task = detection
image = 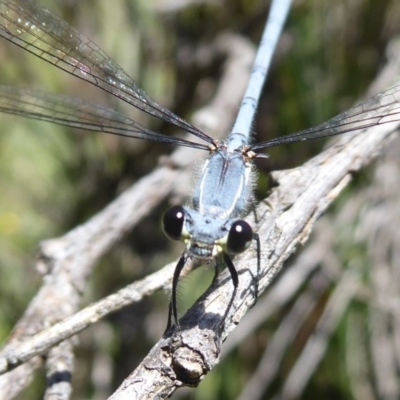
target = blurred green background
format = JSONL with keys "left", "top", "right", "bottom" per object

{"left": 0, "top": 0, "right": 399, "bottom": 399}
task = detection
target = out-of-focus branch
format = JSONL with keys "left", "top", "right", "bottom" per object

{"left": 278, "top": 270, "right": 360, "bottom": 399}
{"left": 0, "top": 260, "right": 178, "bottom": 375}
{"left": 237, "top": 270, "right": 332, "bottom": 400}
{"left": 43, "top": 340, "right": 75, "bottom": 400}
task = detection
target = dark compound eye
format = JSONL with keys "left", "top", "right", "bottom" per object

{"left": 162, "top": 205, "right": 185, "bottom": 241}
{"left": 227, "top": 220, "right": 253, "bottom": 254}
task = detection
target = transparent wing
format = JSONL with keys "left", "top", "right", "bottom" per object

{"left": 0, "top": 86, "right": 210, "bottom": 150}
{"left": 0, "top": 0, "right": 214, "bottom": 145}
{"left": 251, "top": 84, "right": 400, "bottom": 151}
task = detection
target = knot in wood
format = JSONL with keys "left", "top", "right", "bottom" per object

{"left": 172, "top": 347, "right": 205, "bottom": 385}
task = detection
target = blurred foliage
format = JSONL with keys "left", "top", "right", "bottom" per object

{"left": 0, "top": 0, "right": 399, "bottom": 399}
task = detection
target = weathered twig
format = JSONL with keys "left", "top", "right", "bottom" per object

{"left": 222, "top": 219, "right": 335, "bottom": 357}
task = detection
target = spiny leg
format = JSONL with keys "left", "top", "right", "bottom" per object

{"left": 166, "top": 253, "right": 188, "bottom": 331}
{"left": 216, "top": 253, "right": 239, "bottom": 332}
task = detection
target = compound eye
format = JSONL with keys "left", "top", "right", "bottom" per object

{"left": 227, "top": 220, "right": 253, "bottom": 254}
{"left": 162, "top": 205, "right": 185, "bottom": 241}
